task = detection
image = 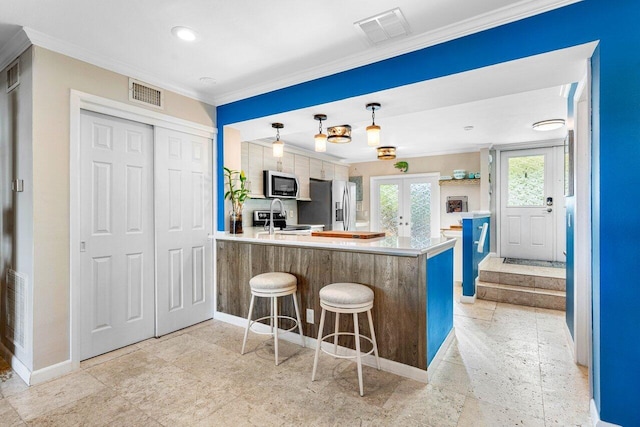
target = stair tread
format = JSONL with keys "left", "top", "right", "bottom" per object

{"left": 479, "top": 268, "right": 565, "bottom": 280}
{"left": 477, "top": 281, "right": 565, "bottom": 297}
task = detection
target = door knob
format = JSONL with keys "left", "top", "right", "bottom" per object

{"left": 547, "top": 208, "right": 553, "bottom": 213}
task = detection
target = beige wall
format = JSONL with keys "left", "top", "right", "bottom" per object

{"left": 30, "top": 46, "right": 215, "bottom": 370}
{"left": 349, "top": 152, "right": 482, "bottom": 229}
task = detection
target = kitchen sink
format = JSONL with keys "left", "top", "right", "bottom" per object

{"left": 280, "top": 225, "right": 311, "bottom": 231}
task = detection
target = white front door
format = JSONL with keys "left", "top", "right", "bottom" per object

{"left": 372, "top": 175, "right": 440, "bottom": 238}
{"left": 80, "top": 110, "right": 155, "bottom": 360}
{"left": 155, "top": 128, "right": 213, "bottom": 336}
{"left": 500, "top": 147, "right": 558, "bottom": 261}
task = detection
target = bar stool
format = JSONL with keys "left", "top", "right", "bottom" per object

{"left": 241, "top": 272, "right": 305, "bottom": 365}
{"left": 311, "top": 282, "right": 380, "bottom": 396}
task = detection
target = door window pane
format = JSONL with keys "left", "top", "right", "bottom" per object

{"left": 379, "top": 184, "right": 399, "bottom": 236}
{"left": 507, "top": 155, "right": 545, "bottom": 207}
{"left": 410, "top": 182, "right": 431, "bottom": 237}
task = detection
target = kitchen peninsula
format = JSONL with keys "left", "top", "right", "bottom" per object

{"left": 215, "top": 229, "right": 456, "bottom": 376}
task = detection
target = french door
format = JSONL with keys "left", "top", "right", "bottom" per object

{"left": 500, "top": 147, "right": 561, "bottom": 261}
{"left": 371, "top": 175, "right": 440, "bottom": 238}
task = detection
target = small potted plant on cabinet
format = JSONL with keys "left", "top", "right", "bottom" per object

{"left": 224, "top": 167, "right": 250, "bottom": 234}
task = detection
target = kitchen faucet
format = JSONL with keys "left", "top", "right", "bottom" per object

{"left": 268, "top": 198, "right": 285, "bottom": 235}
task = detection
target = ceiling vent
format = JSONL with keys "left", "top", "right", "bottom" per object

{"left": 354, "top": 8, "right": 410, "bottom": 45}
{"left": 6, "top": 60, "right": 19, "bottom": 93}
{"left": 129, "top": 78, "right": 164, "bottom": 109}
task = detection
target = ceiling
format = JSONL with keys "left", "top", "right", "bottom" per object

{"left": 0, "top": 0, "right": 590, "bottom": 163}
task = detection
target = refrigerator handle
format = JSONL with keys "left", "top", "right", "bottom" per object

{"left": 345, "top": 185, "right": 351, "bottom": 231}
{"left": 342, "top": 187, "right": 348, "bottom": 231}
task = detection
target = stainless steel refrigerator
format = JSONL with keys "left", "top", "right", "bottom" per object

{"left": 298, "top": 179, "right": 356, "bottom": 231}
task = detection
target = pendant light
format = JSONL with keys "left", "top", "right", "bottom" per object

{"left": 327, "top": 125, "right": 352, "bottom": 143}
{"left": 314, "top": 114, "right": 327, "bottom": 152}
{"left": 366, "top": 103, "right": 381, "bottom": 147}
{"left": 377, "top": 146, "right": 396, "bottom": 160}
{"left": 271, "top": 123, "right": 284, "bottom": 158}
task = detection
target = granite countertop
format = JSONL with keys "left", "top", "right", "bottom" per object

{"left": 214, "top": 227, "right": 456, "bottom": 258}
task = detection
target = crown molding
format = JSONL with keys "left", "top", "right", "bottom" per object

{"left": 21, "top": 27, "right": 217, "bottom": 106}
{"left": 346, "top": 145, "right": 491, "bottom": 164}
{"left": 214, "top": 0, "right": 581, "bottom": 106}
{"left": 0, "top": 29, "right": 31, "bottom": 71}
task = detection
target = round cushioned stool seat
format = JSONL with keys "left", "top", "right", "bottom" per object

{"left": 319, "top": 282, "right": 374, "bottom": 309}
{"left": 249, "top": 272, "right": 297, "bottom": 292}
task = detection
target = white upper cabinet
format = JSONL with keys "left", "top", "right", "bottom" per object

{"left": 309, "top": 158, "right": 323, "bottom": 180}
{"left": 241, "top": 141, "right": 349, "bottom": 199}
{"left": 294, "top": 154, "right": 310, "bottom": 200}
{"left": 263, "top": 147, "right": 278, "bottom": 172}
{"left": 282, "top": 152, "right": 295, "bottom": 174}
{"left": 246, "top": 144, "right": 264, "bottom": 197}
{"left": 335, "top": 165, "right": 349, "bottom": 181}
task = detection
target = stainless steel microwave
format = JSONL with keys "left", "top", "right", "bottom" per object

{"left": 263, "top": 170, "right": 299, "bottom": 199}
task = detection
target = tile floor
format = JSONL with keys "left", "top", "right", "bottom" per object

{"left": 0, "top": 286, "right": 590, "bottom": 426}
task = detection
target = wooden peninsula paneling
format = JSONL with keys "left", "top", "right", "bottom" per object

{"left": 216, "top": 240, "right": 428, "bottom": 370}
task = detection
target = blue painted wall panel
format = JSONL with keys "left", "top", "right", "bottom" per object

{"left": 216, "top": 1, "right": 640, "bottom": 423}
{"left": 462, "top": 217, "right": 490, "bottom": 298}
{"left": 427, "top": 249, "right": 454, "bottom": 366}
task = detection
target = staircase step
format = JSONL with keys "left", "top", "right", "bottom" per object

{"left": 479, "top": 269, "right": 565, "bottom": 291}
{"left": 477, "top": 281, "right": 565, "bottom": 311}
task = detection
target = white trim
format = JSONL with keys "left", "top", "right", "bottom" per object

{"left": 23, "top": 28, "right": 218, "bottom": 106}
{"left": 30, "top": 359, "right": 75, "bottom": 385}
{"left": 0, "top": 29, "right": 31, "bottom": 71}
{"left": 346, "top": 145, "right": 491, "bottom": 163}
{"left": 215, "top": 0, "right": 580, "bottom": 105}
{"left": 493, "top": 138, "right": 566, "bottom": 151}
{"left": 0, "top": 341, "right": 30, "bottom": 386}
{"left": 573, "top": 69, "right": 592, "bottom": 368}
{"left": 70, "top": 90, "right": 217, "bottom": 371}
{"left": 590, "top": 399, "right": 621, "bottom": 427}
{"left": 73, "top": 91, "right": 214, "bottom": 138}
{"left": 213, "top": 311, "right": 429, "bottom": 383}
{"left": 427, "top": 328, "right": 455, "bottom": 382}
{"left": 459, "top": 294, "right": 476, "bottom": 304}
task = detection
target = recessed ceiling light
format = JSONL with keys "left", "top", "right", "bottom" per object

{"left": 171, "top": 26, "right": 198, "bottom": 42}
{"left": 199, "top": 77, "right": 216, "bottom": 86}
{"left": 532, "top": 119, "right": 565, "bottom": 131}
{"left": 464, "top": 125, "right": 474, "bottom": 131}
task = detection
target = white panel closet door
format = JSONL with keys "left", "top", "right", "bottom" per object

{"left": 80, "top": 110, "right": 155, "bottom": 360}
{"left": 155, "top": 128, "right": 213, "bottom": 336}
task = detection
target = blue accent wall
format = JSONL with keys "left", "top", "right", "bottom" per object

{"left": 462, "top": 216, "right": 490, "bottom": 298}
{"left": 427, "top": 249, "right": 454, "bottom": 366}
{"left": 216, "top": 1, "right": 640, "bottom": 424}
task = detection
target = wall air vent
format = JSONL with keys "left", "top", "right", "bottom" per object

{"left": 354, "top": 8, "right": 410, "bottom": 45}
{"left": 129, "top": 78, "right": 164, "bottom": 109}
{"left": 5, "top": 269, "right": 26, "bottom": 349}
{"left": 6, "top": 60, "right": 19, "bottom": 93}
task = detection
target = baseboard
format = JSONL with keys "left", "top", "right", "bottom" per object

{"left": 461, "top": 277, "right": 479, "bottom": 304}
{"left": 30, "top": 359, "right": 75, "bottom": 385}
{"left": 427, "top": 328, "right": 455, "bottom": 382}
{"left": 0, "top": 341, "right": 30, "bottom": 385}
{"left": 214, "top": 310, "right": 429, "bottom": 383}
{"left": 460, "top": 293, "right": 477, "bottom": 303}
{"left": 591, "top": 399, "right": 621, "bottom": 427}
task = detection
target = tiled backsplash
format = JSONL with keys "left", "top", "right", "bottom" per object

{"left": 242, "top": 198, "right": 298, "bottom": 228}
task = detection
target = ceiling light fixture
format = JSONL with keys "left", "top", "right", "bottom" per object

{"left": 377, "top": 146, "right": 396, "bottom": 160}
{"left": 271, "top": 123, "right": 284, "bottom": 158}
{"left": 532, "top": 119, "right": 565, "bottom": 131}
{"left": 327, "top": 125, "right": 352, "bottom": 144}
{"left": 313, "top": 114, "right": 327, "bottom": 152}
{"left": 171, "top": 26, "right": 198, "bottom": 42}
{"left": 366, "top": 103, "right": 381, "bottom": 147}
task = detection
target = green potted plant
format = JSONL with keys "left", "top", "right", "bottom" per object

{"left": 224, "top": 167, "right": 250, "bottom": 233}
